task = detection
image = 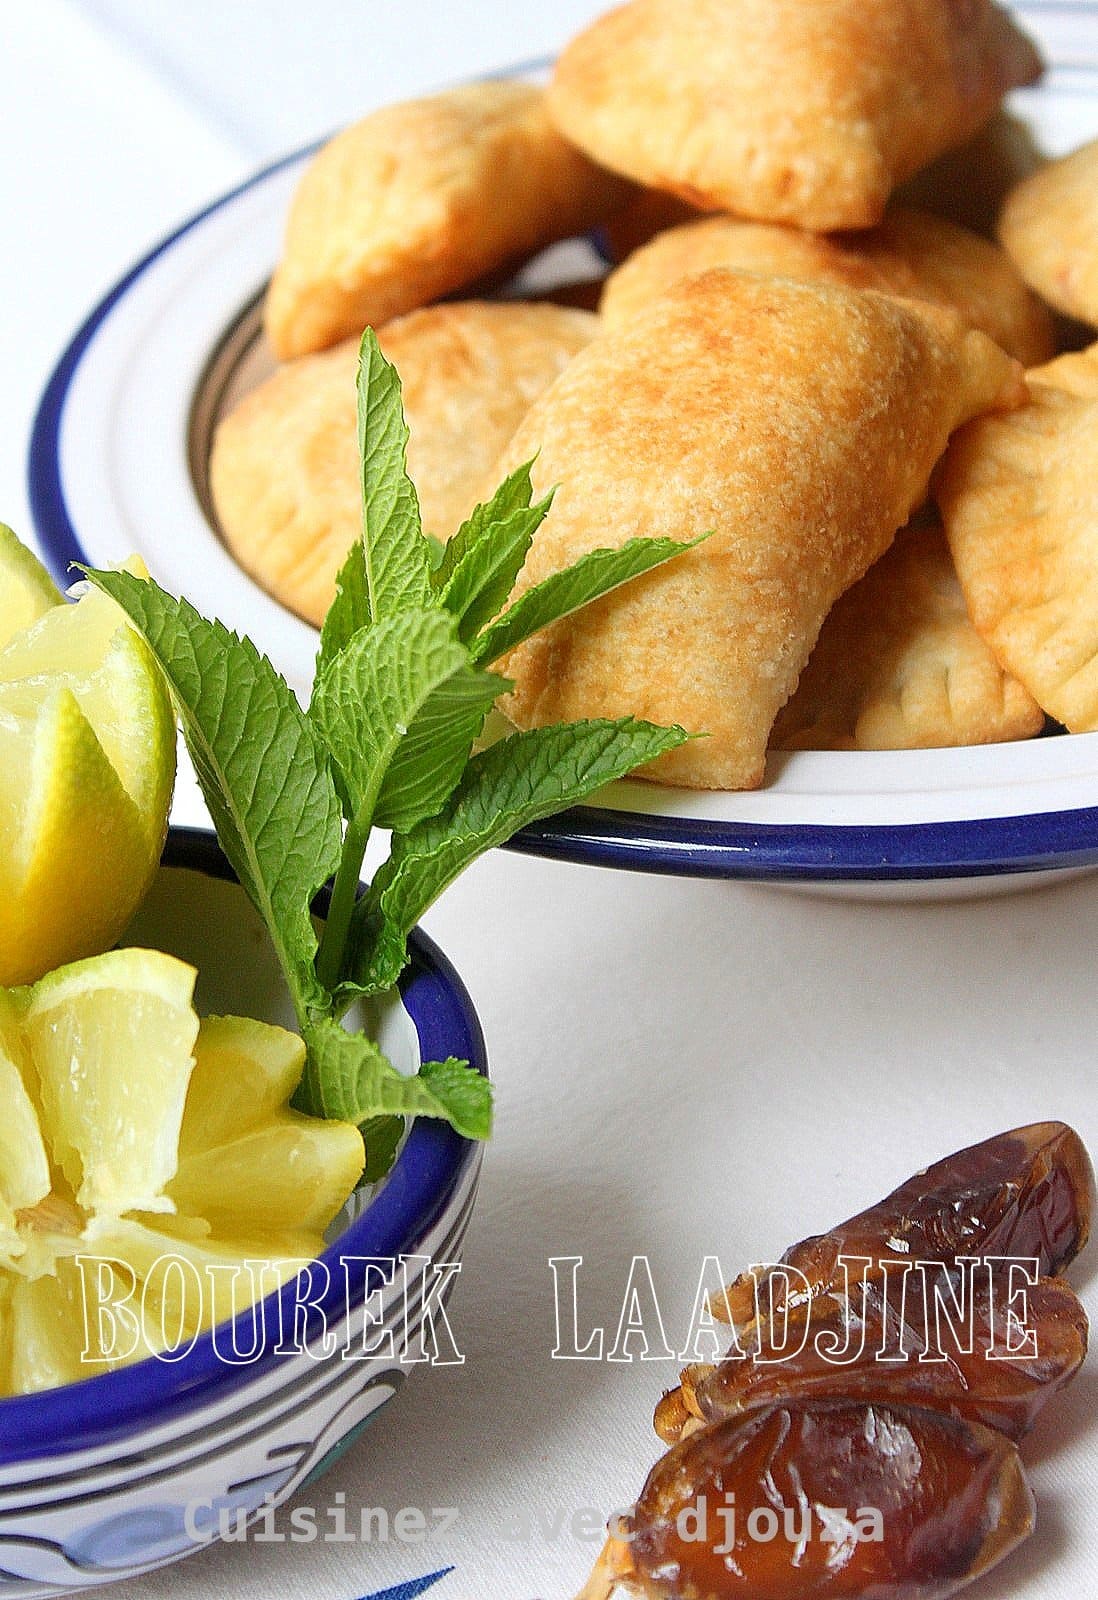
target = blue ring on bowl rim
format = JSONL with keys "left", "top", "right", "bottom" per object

{"left": 27, "top": 53, "right": 1098, "bottom": 884}
{"left": 505, "top": 800, "right": 1098, "bottom": 881}
{"left": 0, "top": 826, "right": 486, "bottom": 1465}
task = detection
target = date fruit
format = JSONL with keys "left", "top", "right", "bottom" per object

{"left": 678, "top": 1272, "right": 1088, "bottom": 1444}
{"left": 581, "top": 1126, "right": 1092, "bottom": 1600}
{"left": 626, "top": 1401, "right": 1034, "bottom": 1599}
{"left": 716, "top": 1122, "right": 1094, "bottom": 1335}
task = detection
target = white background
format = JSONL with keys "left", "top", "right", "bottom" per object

{"left": 3, "top": 4, "right": 1098, "bottom": 1599}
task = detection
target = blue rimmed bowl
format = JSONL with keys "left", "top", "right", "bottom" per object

{"left": 0, "top": 826, "right": 486, "bottom": 1597}
{"left": 27, "top": 37, "right": 1098, "bottom": 896}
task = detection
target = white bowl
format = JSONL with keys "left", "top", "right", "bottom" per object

{"left": 27, "top": 34, "right": 1098, "bottom": 897}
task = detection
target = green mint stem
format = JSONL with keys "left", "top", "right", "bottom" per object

{"left": 315, "top": 817, "right": 371, "bottom": 995}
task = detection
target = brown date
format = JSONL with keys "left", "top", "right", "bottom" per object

{"left": 715, "top": 1122, "right": 1094, "bottom": 1336}
{"left": 623, "top": 1402, "right": 1035, "bottom": 1599}
{"left": 673, "top": 1272, "right": 1088, "bottom": 1444}
{"left": 581, "top": 1127, "right": 1092, "bottom": 1599}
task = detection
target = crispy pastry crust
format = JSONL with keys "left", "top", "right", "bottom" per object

{"left": 601, "top": 205, "right": 1054, "bottom": 364}
{"left": 998, "top": 138, "right": 1098, "bottom": 325}
{"left": 212, "top": 301, "right": 598, "bottom": 626}
{"left": 937, "top": 344, "right": 1098, "bottom": 730}
{"left": 549, "top": 0, "right": 1042, "bottom": 230}
{"left": 492, "top": 270, "right": 1025, "bottom": 790}
{"left": 266, "top": 81, "right": 628, "bottom": 359}
{"left": 773, "top": 512, "right": 1044, "bottom": 750}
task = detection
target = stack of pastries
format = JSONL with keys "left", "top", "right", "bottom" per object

{"left": 211, "top": 0, "right": 1098, "bottom": 792}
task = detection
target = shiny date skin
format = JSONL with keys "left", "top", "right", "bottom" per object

{"left": 627, "top": 1402, "right": 1035, "bottom": 1599}
{"left": 716, "top": 1122, "right": 1094, "bottom": 1335}
{"left": 680, "top": 1272, "right": 1088, "bottom": 1444}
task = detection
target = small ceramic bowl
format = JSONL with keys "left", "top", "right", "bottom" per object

{"left": 0, "top": 827, "right": 486, "bottom": 1597}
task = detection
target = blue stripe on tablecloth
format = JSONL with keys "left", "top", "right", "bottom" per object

{"left": 359, "top": 1570, "right": 453, "bottom": 1600}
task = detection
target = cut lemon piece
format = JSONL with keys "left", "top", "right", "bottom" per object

{"left": 0, "top": 552, "right": 176, "bottom": 986}
{"left": 176, "top": 1014, "right": 308, "bottom": 1156}
{"left": 0, "top": 583, "right": 175, "bottom": 829}
{"left": 91, "top": 1216, "right": 321, "bottom": 1338}
{"left": 0, "top": 525, "right": 61, "bottom": 649}
{"left": 0, "top": 994, "right": 51, "bottom": 1264}
{"left": 22, "top": 948, "right": 199, "bottom": 1218}
{"left": 169, "top": 1015, "right": 366, "bottom": 1233}
{"left": 169, "top": 1117, "right": 367, "bottom": 1235}
{"left": 0, "top": 954, "right": 365, "bottom": 1394}
{"left": 0, "top": 689, "right": 155, "bottom": 987}
{"left": 5, "top": 1256, "right": 163, "bottom": 1396}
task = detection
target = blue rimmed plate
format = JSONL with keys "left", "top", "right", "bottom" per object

{"left": 28, "top": 20, "right": 1098, "bottom": 894}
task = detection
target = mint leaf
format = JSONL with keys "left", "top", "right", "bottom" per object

{"left": 311, "top": 608, "right": 506, "bottom": 834}
{"left": 360, "top": 1115, "right": 405, "bottom": 1182}
{"left": 472, "top": 534, "right": 708, "bottom": 664}
{"left": 357, "top": 329, "right": 434, "bottom": 620}
{"left": 372, "top": 667, "right": 505, "bottom": 831}
{"left": 419, "top": 1058, "right": 493, "bottom": 1140}
{"left": 347, "top": 718, "right": 688, "bottom": 995}
{"left": 296, "top": 1019, "right": 491, "bottom": 1142}
{"left": 85, "top": 569, "right": 341, "bottom": 1021}
{"left": 315, "top": 540, "right": 370, "bottom": 686}
{"left": 435, "top": 461, "right": 535, "bottom": 589}
{"left": 440, "top": 496, "right": 553, "bottom": 643}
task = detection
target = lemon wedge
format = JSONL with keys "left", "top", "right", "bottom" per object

{"left": 23, "top": 948, "right": 199, "bottom": 1219}
{"left": 0, "top": 524, "right": 61, "bottom": 650}
{"left": 0, "top": 993, "right": 51, "bottom": 1265}
{"left": 0, "top": 949, "right": 365, "bottom": 1395}
{"left": 168, "top": 1015, "right": 367, "bottom": 1234}
{"left": 0, "top": 540, "right": 176, "bottom": 985}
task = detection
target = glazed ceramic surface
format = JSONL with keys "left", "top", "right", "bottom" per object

{"left": 28, "top": 37, "right": 1098, "bottom": 893}
{"left": 0, "top": 829, "right": 486, "bottom": 1596}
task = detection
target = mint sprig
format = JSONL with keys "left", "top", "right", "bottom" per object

{"left": 355, "top": 330, "right": 434, "bottom": 619}
{"left": 297, "top": 1019, "right": 491, "bottom": 1140}
{"left": 472, "top": 532, "right": 710, "bottom": 665}
{"left": 88, "top": 328, "right": 702, "bottom": 1178}
{"left": 83, "top": 576, "right": 342, "bottom": 1023}
{"left": 346, "top": 717, "right": 693, "bottom": 1000}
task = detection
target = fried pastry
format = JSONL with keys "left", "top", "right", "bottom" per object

{"left": 265, "top": 81, "right": 628, "bottom": 360}
{"left": 937, "top": 344, "right": 1098, "bottom": 731}
{"left": 897, "top": 109, "right": 1046, "bottom": 237}
{"left": 603, "top": 114, "right": 1045, "bottom": 269}
{"left": 211, "top": 301, "right": 598, "bottom": 627}
{"left": 600, "top": 206, "right": 1054, "bottom": 363}
{"left": 491, "top": 270, "right": 1025, "bottom": 790}
{"left": 772, "top": 513, "right": 1044, "bottom": 751}
{"left": 549, "top": 0, "right": 1042, "bottom": 230}
{"left": 998, "top": 138, "right": 1098, "bottom": 326}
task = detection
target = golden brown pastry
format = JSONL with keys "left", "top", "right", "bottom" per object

{"left": 491, "top": 270, "right": 1025, "bottom": 790}
{"left": 937, "top": 344, "right": 1098, "bottom": 731}
{"left": 549, "top": 0, "right": 1042, "bottom": 230}
{"left": 600, "top": 206, "right": 1054, "bottom": 364}
{"left": 211, "top": 301, "right": 598, "bottom": 627}
{"left": 265, "top": 81, "right": 628, "bottom": 360}
{"left": 606, "top": 112, "right": 1045, "bottom": 261}
{"left": 897, "top": 109, "right": 1046, "bottom": 237}
{"left": 772, "top": 512, "right": 1044, "bottom": 751}
{"left": 998, "top": 138, "right": 1098, "bottom": 326}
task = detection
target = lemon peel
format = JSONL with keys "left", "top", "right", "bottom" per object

{"left": 0, "top": 524, "right": 61, "bottom": 650}
{"left": 0, "top": 540, "right": 176, "bottom": 985}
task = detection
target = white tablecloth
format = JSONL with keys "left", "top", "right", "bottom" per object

{"left": 4, "top": 5, "right": 1098, "bottom": 1598}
